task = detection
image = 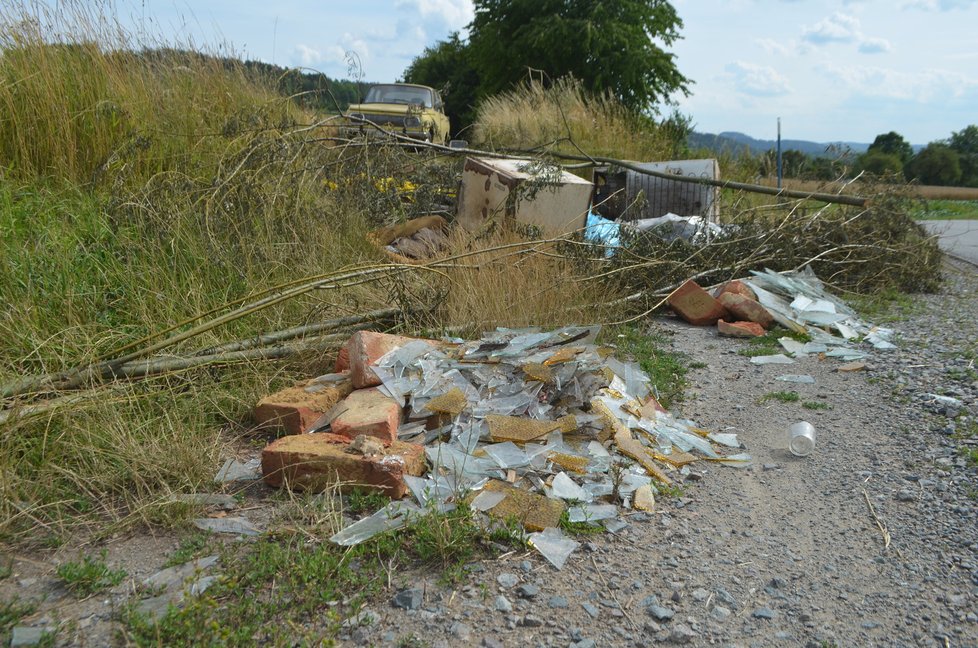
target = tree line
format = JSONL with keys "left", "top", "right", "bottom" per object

{"left": 857, "top": 128, "right": 978, "bottom": 187}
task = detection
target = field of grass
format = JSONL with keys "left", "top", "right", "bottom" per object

{"left": 910, "top": 199, "right": 978, "bottom": 220}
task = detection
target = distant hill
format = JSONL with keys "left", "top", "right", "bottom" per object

{"left": 689, "top": 131, "right": 871, "bottom": 158}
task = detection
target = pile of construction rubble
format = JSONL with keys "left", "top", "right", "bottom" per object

{"left": 252, "top": 267, "right": 895, "bottom": 569}
{"left": 255, "top": 325, "right": 749, "bottom": 570}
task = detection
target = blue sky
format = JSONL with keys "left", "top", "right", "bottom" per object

{"left": 106, "top": 0, "right": 978, "bottom": 145}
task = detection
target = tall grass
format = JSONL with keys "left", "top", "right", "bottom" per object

{"left": 472, "top": 77, "right": 682, "bottom": 162}
{"left": 0, "top": 4, "right": 626, "bottom": 544}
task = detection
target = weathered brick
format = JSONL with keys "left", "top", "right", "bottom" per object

{"left": 261, "top": 433, "right": 425, "bottom": 498}
{"left": 668, "top": 279, "right": 730, "bottom": 326}
{"left": 343, "top": 330, "right": 423, "bottom": 388}
{"left": 334, "top": 344, "right": 350, "bottom": 373}
{"left": 717, "top": 319, "right": 765, "bottom": 338}
{"left": 253, "top": 375, "right": 353, "bottom": 435}
{"left": 713, "top": 279, "right": 757, "bottom": 302}
{"left": 330, "top": 387, "right": 403, "bottom": 445}
{"left": 718, "top": 292, "right": 774, "bottom": 329}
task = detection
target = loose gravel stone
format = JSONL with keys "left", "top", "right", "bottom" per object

{"left": 392, "top": 588, "right": 423, "bottom": 610}
{"left": 496, "top": 573, "right": 518, "bottom": 588}
{"left": 648, "top": 604, "right": 676, "bottom": 621}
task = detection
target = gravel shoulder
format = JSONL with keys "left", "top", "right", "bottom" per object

{"left": 354, "top": 261, "right": 978, "bottom": 648}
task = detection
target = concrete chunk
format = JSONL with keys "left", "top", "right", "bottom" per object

{"left": 668, "top": 279, "right": 729, "bottom": 326}
{"left": 261, "top": 432, "right": 425, "bottom": 498}
{"left": 253, "top": 375, "right": 354, "bottom": 435}
{"left": 330, "top": 388, "right": 403, "bottom": 446}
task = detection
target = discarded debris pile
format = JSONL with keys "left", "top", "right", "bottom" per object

{"left": 666, "top": 266, "right": 896, "bottom": 366}
{"left": 257, "top": 327, "right": 751, "bottom": 569}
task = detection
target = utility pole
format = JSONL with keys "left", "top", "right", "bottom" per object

{"left": 776, "top": 117, "right": 783, "bottom": 190}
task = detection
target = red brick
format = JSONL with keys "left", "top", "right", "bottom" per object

{"left": 254, "top": 375, "right": 353, "bottom": 435}
{"left": 668, "top": 279, "right": 730, "bottom": 326}
{"left": 717, "top": 319, "right": 765, "bottom": 337}
{"left": 718, "top": 292, "right": 774, "bottom": 329}
{"left": 260, "top": 432, "right": 425, "bottom": 498}
{"left": 334, "top": 344, "right": 350, "bottom": 372}
{"left": 344, "top": 331, "right": 422, "bottom": 388}
{"left": 713, "top": 280, "right": 757, "bottom": 301}
{"left": 330, "top": 387, "right": 403, "bottom": 445}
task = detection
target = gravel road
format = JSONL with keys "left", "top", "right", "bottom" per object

{"left": 354, "top": 260, "right": 978, "bottom": 648}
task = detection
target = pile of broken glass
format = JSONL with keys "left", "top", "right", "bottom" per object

{"left": 743, "top": 267, "right": 897, "bottom": 366}
{"left": 330, "top": 325, "right": 750, "bottom": 569}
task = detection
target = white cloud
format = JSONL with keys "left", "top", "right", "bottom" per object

{"left": 903, "top": 0, "right": 977, "bottom": 10}
{"left": 394, "top": 0, "right": 474, "bottom": 29}
{"left": 858, "top": 37, "right": 891, "bottom": 54}
{"left": 755, "top": 38, "right": 791, "bottom": 56}
{"left": 294, "top": 44, "right": 323, "bottom": 66}
{"left": 725, "top": 61, "right": 792, "bottom": 97}
{"left": 819, "top": 63, "right": 978, "bottom": 101}
{"left": 802, "top": 12, "right": 861, "bottom": 45}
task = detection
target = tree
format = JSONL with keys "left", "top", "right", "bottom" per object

{"left": 467, "top": 0, "right": 690, "bottom": 112}
{"left": 905, "top": 143, "right": 962, "bottom": 186}
{"left": 948, "top": 124, "right": 978, "bottom": 187}
{"left": 857, "top": 150, "right": 904, "bottom": 178}
{"left": 403, "top": 33, "right": 480, "bottom": 136}
{"left": 867, "top": 131, "right": 913, "bottom": 166}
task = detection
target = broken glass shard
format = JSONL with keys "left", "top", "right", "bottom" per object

{"left": 708, "top": 432, "right": 741, "bottom": 447}
{"left": 484, "top": 442, "right": 531, "bottom": 469}
{"left": 214, "top": 458, "right": 261, "bottom": 483}
{"left": 330, "top": 501, "right": 420, "bottom": 546}
{"left": 193, "top": 517, "right": 260, "bottom": 536}
{"left": 750, "top": 354, "right": 795, "bottom": 365}
{"left": 551, "top": 472, "right": 591, "bottom": 501}
{"left": 470, "top": 489, "right": 507, "bottom": 512}
{"left": 602, "top": 518, "right": 628, "bottom": 533}
{"left": 528, "top": 527, "right": 579, "bottom": 570}
{"left": 775, "top": 374, "right": 816, "bottom": 384}
{"left": 567, "top": 503, "right": 617, "bottom": 522}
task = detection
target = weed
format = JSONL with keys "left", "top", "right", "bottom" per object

{"left": 960, "top": 447, "right": 978, "bottom": 467}
{"left": 759, "top": 391, "right": 800, "bottom": 404}
{"left": 848, "top": 288, "right": 922, "bottom": 322}
{"left": 802, "top": 401, "right": 830, "bottom": 410}
{"left": 1, "top": 598, "right": 37, "bottom": 645}
{"left": 56, "top": 551, "right": 126, "bottom": 597}
{"left": 738, "top": 327, "right": 808, "bottom": 357}
{"left": 163, "top": 533, "right": 213, "bottom": 568}
{"left": 0, "top": 559, "right": 10, "bottom": 580}
{"left": 688, "top": 361, "right": 708, "bottom": 369}
{"left": 346, "top": 488, "right": 391, "bottom": 516}
{"left": 397, "top": 636, "right": 432, "bottom": 648}
{"left": 613, "top": 326, "right": 688, "bottom": 408}
{"left": 657, "top": 484, "right": 685, "bottom": 499}
{"left": 558, "top": 511, "right": 604, "bottom": 536}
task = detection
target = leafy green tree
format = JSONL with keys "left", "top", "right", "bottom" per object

{"left": 867, "top": 131, "right": 913, "bottom": 165}
{"left": 948, "top": 124, "right": 978, "bottom": 187}
{"left": 858, "top": 150, "right": 904, "bottom": 178}
{"left": 403, "top": 32, "right": 480, "bottom": 136}
{"left": 467, "top": 0, "right": 691, "bottom": 112}
{"left": 906, "top": 143, "right": 962, "bottom": 186}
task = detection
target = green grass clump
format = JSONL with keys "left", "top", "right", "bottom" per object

{"left": 614, "top": 326, "right": 688, "bottom": 408}
{"left": 759, "top": 391, "right": 800, "bottom": 404}
{"left": 56, "top": 550, "right": 126, "bottom": 596}
{"left": 803, "top": 401, "right": 830, "bottom": 411}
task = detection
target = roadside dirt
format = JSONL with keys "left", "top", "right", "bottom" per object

{"left": 3, "top": 262, "right": 976, "bottom": 648}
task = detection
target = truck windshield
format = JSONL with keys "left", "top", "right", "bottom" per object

{"left": 364, "top": 85, "right": 433, "bottom": 108}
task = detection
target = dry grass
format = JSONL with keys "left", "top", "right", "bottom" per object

{"left": 422, "top": 230, "right": 623, "bottom": 335}
{"left": 471, "top": 77, "right": 681, "bottom": 163}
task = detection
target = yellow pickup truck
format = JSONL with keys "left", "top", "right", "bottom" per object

{"left": 343, "top": 83, "right": 450, "bottom": 145}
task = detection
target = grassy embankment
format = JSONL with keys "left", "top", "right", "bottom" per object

{"left": 0, "top": 4, "right": 650, "bottom": 547}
